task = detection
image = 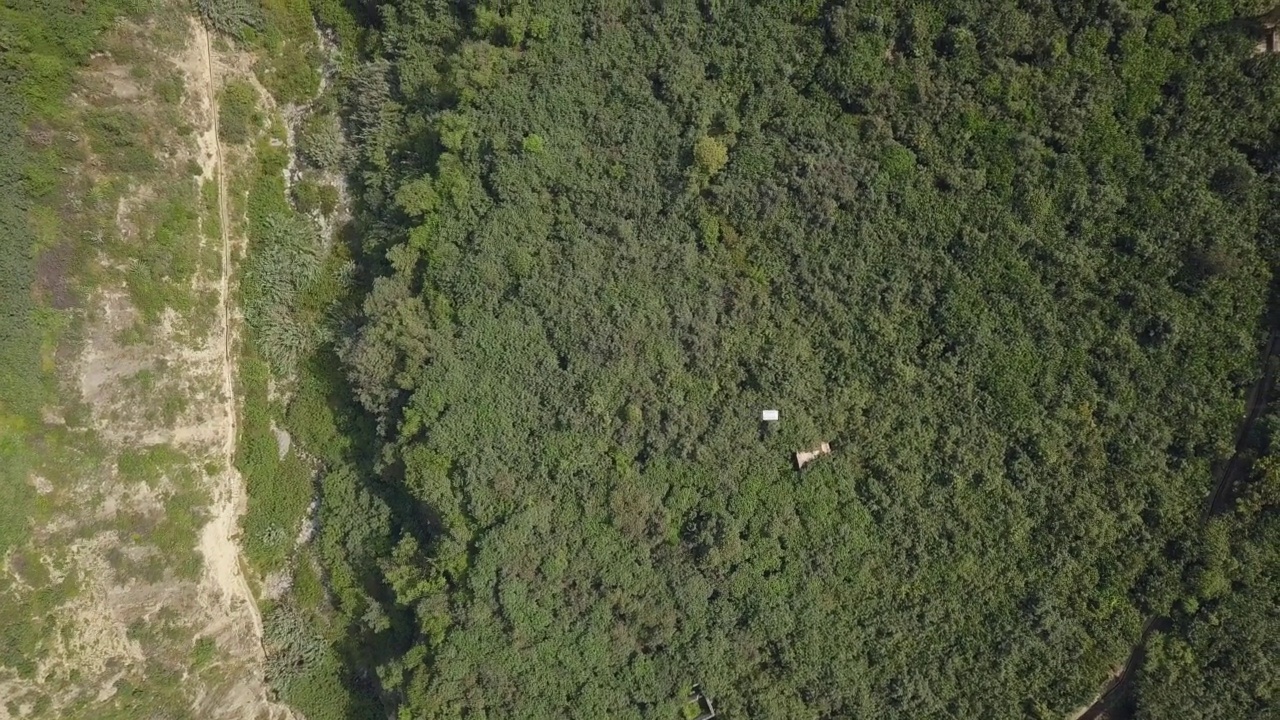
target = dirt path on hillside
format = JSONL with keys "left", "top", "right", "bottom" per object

{"left": 1205, "top": 327, "right": 1280, "bottom": 517}
{"left": 1068, "top": 327, "right": 1280, "bottom": 719}
{"left": 190, "top": 17, "right": 270, "bottom": 673}
{"left": 1067, "top": 618, "right": 1168, "bottom": 720}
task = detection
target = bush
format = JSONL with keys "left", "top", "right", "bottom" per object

{"left": 255, "top": 42, "right": 322, "bottom": 105}
{"left": 85, "top": 108, "right": 157, "bottom": 174}
{"left": 521, "top": 133, "right": 545, "bottom": 154}
{"left": 0, "top": 99, "right": 40, "bottom": 420}
{"left": 263, "top": 604, "right": 327, "bottom": 694}
{"left": 292, "top": 176, "right": 339, "bottom": 218}
{"left": 297, "top": 112, "right": 345, "bottom": 172}
{"left": 242, "top": 212, "right": 323, "bottom": 370}
{"left": 154, "top": 71, "right": 185, "bottom": 105}
{"left": 311, "top": 0, "right": 362, "bottom": 50}
{"left": 218, "top": 79, "right": 260, "bottom": 144}
{"left": 195, "top": 0, "right": 261, "bottom": 39}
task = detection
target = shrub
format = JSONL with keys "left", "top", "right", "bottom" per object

{"left": 154, "top": 71, "right": 185, "bottom": 105}
{"left": 292, "top": 176, "right": 340, "bottom": 218}
{"left": 218, "top": 79, "right": 260, "bottom": 144}
{"left": 255, "top": 43, "right": 322, "bottom": 106}
{"left": 195, "top": 0, "right": 262, "bottom": 39}
{"left": 263, "top": 604, "right": 327, "bottom": 694}
{"left": 297, "top": 112, "right": 345, "bottom": 172}
{"left": 311, "top": 0, "right": 362, "bottom": 50}
{"left": 85, "top": 108, "right": 157, "bottom": 174}
{"left": 242, "top": 212, "right": 323, "bottom": 370}
{"left": 521, "top": 133, "right": 545, "bottom": 154}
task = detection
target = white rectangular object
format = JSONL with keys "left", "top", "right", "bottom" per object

{"left": 761, "top": 409, "right": 779, "bottom": 422}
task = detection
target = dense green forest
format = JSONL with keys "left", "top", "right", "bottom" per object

{"left": 281, "top": 0, "right": 1280, "bottom": 717}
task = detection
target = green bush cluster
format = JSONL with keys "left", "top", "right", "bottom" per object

{"left": 235, "top": 351, "right": 317, "bottom": 575}
{"left": 249, "top": 0, "right": 322, "bottom": 104}
{"left": 297, "top": 111, "right": 345, "bottom": 172}
{"left": 242, "top": 212, "right": 323, "bottom": 369}
{"left": 0, "top": 0, "right": 149, "bottom": 420}
{"left": 292, "top": 175, "right": 339, "bottom": 217}
{"left": 0, "top": 101, "right": 40, "bottom": 421}
{"left": 1132, "top": 411, "right": 1280, "bottom": 716}
{"left": 119, "top": 179, "right": 201, "bottom": 321}
{"left": 263, "top": 604, "right": 327, "bottom": 693}
{"left": 692, "top": 135, "right": 728, "bottom": 176}
{"left": 0, "top": 0, "right": 149, "bottom": 571}
{"left": 240, "top": 129, "right": 345, "bottom": 373}
{"left": 195, "top": 0, "right": 262, "bottom": 39}
{"left": 218, "top": 79, "right": 260, "bottom": 144}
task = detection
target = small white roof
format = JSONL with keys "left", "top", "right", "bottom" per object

{"left": 761, "top": 409, "right": 779, "bottom": 421}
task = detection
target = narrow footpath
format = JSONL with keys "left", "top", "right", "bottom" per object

{"left": 194, "top": 18, "right": 265, "bottom": 647}
{"left": 1072, "top": 327, "right": 1280, "bottom": 719}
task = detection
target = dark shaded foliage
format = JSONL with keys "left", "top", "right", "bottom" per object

{"left": 195, "top": 0, "right": 262, "bottom": 39}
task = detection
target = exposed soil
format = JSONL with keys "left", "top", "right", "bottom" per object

{"left": 191, "top": 16, "right": 266, "bottom": 647}
{"left": 188, "top": 19, "right": 297, "bottom": 720}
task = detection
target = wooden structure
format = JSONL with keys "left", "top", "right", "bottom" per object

{"left": 794, "top": 441, "right": 831, "bottom": 470}
{"left": 1256, "top": 7, "right": 1280, "bottom": 53}
{"left": 682, "top": 684, "right": 715, "bottom": 720}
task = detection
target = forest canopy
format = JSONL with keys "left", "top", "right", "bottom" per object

{"left": 288, "top": 0, "right": 1280, "bottom": 717}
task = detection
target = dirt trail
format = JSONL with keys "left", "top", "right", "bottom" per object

{"left": 1205, "top": 327, "right": 1280, "bottom": 517}
{"left": 192, "top": 18, "right": 265, "bottom": 652}
{"left": 1069, "top": 327, "right": 1280, "bottom": 719}
{"left": 1068, "top": 618, "right": 1168, "bottom": 720}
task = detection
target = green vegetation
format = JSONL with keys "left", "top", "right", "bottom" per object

{"left": 111, "top": 444, "right": 210, "bottom": 580}
{"left": 218, "top": 78, "right": 261, "bottom": 144}
{"left": 1, "top": 2, "right": 278, "bottom": 716}
{"left": 216, "top": 0, "right": 323, "bottom": 101}
{"left": 284, "top": 0, "right": 1280, "bottom": 717}
{"left": 224, "top": 23, "right": 360, "bottom": 714}
{"left": 0, "top": 0, "right": 179, "bottom": 582}
{"left": 292, "top": 174, "right": 340, "bottom": 217}
{"left": 85, "top": 107, "right": 159, "bottom": 175}
{"left": 195, "top": 0, "right": 261, "bottom": 40}
{"left": 297, "top": 110, "right": 345, "bottom": 172}
{"left": 199, "top": 0, "right": 337, "bottom": 102}
{"left": 692, "top": 135, "right": 729, "bottom": 176}
{"left": 1130, "top": 388, "right": 1280, "bottom": 717}
{"left": 0, "top": 0, "right": 145, "bottom": 420}
{"left": 119, "top": 180, "right": 203, "bottom": 321}
{"left": 252, "top": 0, "right": 322, "bottom": 103}
{"left": 200, "top": 176, "right": 222, "bottom": 241}
{"left": 236, "top": 353, "right": 314, "bottom": 573}
{"left": 0, "top": 94, "right": 40, "bottom": 413}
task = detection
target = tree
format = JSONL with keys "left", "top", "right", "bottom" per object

{"left": 693, "top": 135, "right": 728, "bottom": 176}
